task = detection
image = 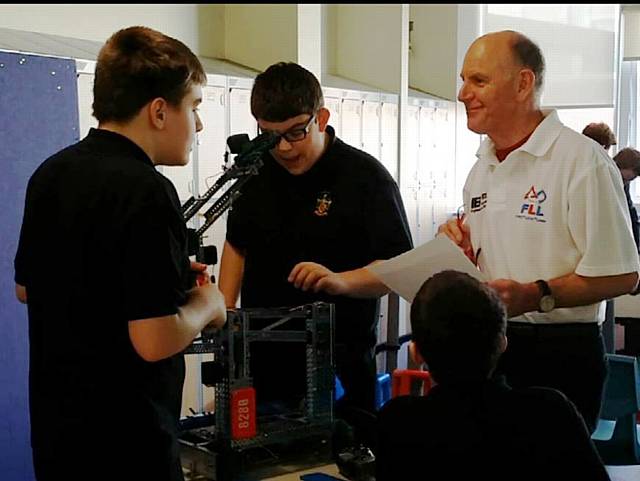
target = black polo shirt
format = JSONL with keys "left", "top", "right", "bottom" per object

{"left": 14, "top": 128, "right": 191, "bottom": 481}
{"left": 376, "top": 376, "right": 610, "bottom": 481}
{"left": 226, "top": 126, "right": 413, "bottom": 345}
{"left": 226, "top": 127, "right": 412, "bottom": 408}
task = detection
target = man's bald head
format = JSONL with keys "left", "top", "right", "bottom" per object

{"left": 473, "top": 30, "right": 545, "bottom": 94}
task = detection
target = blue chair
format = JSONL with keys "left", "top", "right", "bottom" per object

{"left": 335, "top": 375, "right": 345, "bottom": 402}
{"left": 375, "top": 372, "right": 391, "bottom": 409}
{"left": 592, "top": 354, "right": 640, "bottom": 465}
{"left": 334, "top": 373, "right": 392, "bottom": 409}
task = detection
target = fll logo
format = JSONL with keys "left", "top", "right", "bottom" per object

{"left": 518, "top": 185, "right": 547, "bottom": 222}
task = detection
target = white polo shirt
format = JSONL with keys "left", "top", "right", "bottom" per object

{"left": 464, "top": 110, "right": 640, "bottom": 324}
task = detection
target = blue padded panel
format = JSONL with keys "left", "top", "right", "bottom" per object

{"left": 0, "top": 51, "right": 79, "bottom": 481}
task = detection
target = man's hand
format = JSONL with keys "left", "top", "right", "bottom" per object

{"left": 486, "top": 279, "right": 539, "bottom": 318}
{"left": 437, "top": 216, "right": 476, "bottom": 263}
{"left": 288, "top": 262, "right": 350, "bottom": 296}
{"left": 191, "top": 261, "right": 210, "bottom": 286}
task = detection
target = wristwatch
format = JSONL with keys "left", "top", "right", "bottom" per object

{"left": 535, "top": 279, "right": 555, "bottom": 313}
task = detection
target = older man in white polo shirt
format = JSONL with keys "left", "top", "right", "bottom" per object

{"left": 438, "top": 30, "right": 640, "bottom": 433}
{"left": 286, "top": 29, "right": 640, "bottom": 435}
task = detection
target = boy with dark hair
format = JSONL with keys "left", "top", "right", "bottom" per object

{"left": 219, "top": 62, "right": 413, "bottom": 422}
{"left": 14, "top": 26, "right": 226, "bottom": 481}
{"left": 376, "top": 270, "right": 610, "bottom": 481}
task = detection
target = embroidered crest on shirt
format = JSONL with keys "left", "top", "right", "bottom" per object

{"left": 516, "top": 185, "right": 547, "bottom": 222}
{"left": 314, "top": 191, "right": 332, "bottom": 217}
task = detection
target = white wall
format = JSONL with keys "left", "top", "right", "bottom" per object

{"left": 335, "top": 4, "right": 403, "bottom": 93}
{"left": 297, "top": 4, "right": 323, "bottom": 78}
{"left": 323, "top": 4, "right": 338, "bottom": 80}
{"left": 0, "top": 4, "right": 201, "bottom": 52}
{"left": 224, "top": 4, "right": 297, "bottom": 72}
{"left": 198, "top": 4, "right": 226, "bottom": 59}
{"left": 453, "top": 4, "right": 483, "bottom": 211}
{"left": 409, "top": 4, "right": 459, "bottom": 101}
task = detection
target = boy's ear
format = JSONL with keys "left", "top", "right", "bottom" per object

{"left": 149, "top": 98, "right": 167, "bottom": 129}
{"left": 317, "top": 107, "right": 330, "bottom": 132}
{"left": 409, "top": 341, "right": 425, "bottom": 366}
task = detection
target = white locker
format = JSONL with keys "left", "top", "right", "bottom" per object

{"left": 380, "top": 102, "right": 398, "bottom": 181}
{"left": 400, "top": 105, "right": 420, "bottom": 243}
{"left": 341, "top": 99, "right": 363, "bottom": 149}
{"left": 432, "top": 106, "right": 456, "bottom": 229}
{"left": 324, "top": 97, "right": 342, "bottom": 137}
{"left": 362, "top": 101, "right": 381, "bottom": 161}
{"left": 416, "top": 105, "right": 437, "bottom": 246}
{"left": 197, "top": 85, "right": 227, "bottom": 197}
{"left": 229, "top": 87, "right": 257, "bottom": 137}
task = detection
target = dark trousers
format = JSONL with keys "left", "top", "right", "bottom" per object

{"left": 334, "top": 342, "right": 378, "bottom": 450}
{"left": 495, "top": 322, "right": 607, "bottom": 434}
{"left": 335, "top": 341, "right": 377, "bottom": 416}
{"left": 32, "top": 439, "right": 184, "bottom": 481}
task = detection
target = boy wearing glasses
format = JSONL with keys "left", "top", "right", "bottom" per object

{"left": 219, "top": 62, "right": 413, "bottom": 423}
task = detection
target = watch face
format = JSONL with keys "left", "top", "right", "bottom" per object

{"left": 540, "top": 295, "right": 555, "bottom": 313}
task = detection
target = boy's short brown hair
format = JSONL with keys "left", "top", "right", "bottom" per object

{"left": 410, "top": 270, "right": 507, "bottom": 386}
{"left": 93, "top": 26, "right": 206, "bottom": 123}
{"left": 250, "top": 62, "right": 324, "bottom": 122}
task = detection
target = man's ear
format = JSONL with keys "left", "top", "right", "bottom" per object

{"left": 316, "top": 107, "right": 330, "bottom": 132}
{"left": 409, "top": 341, "right": 425, "bottom": 366}
{"left": 517, "top": 68, "right": 536, "bottom": 100}
{"left": 148, "top": 98, "right": 168, "bottom": 129}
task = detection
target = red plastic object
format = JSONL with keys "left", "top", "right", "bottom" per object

{"left": 392, "top": 369, "right": 433, "bottom": 398}
{"left": 231, "top": 387, "right": 257, "bottom": 439}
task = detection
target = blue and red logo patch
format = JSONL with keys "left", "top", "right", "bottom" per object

{"left": 516, "top": 185, "right": 547, "bottom": 222}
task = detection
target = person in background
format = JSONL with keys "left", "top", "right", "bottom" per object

{"left": 376, "top": 270, "right": 610, "bottom": 481}
{"left": 582, "top": 121, "right": 617, "bottom": 153}
{"left": 612, "top": 147, "right": 640, "bottom": 253}
{"left": 581, "top": 122, "right": 638, "bottom": 250}
{"left": 581, "top": 124, "right": 636, "bottom": 352}
{"left": 14, "top": 26, "right": 226, "bottom": 481}
{"left": 218, "top": 62, "right": 413, "bottom": 430}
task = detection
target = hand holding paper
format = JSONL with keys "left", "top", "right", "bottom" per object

{"left": 367, "top": 234, "right": 485, "bottom": 303}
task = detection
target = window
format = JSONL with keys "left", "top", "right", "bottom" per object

{"left": 483, "top": 4, "right": 618, "bottom": 108}
{"left": 555, "top": 107, "right": 614, "bottom": 136}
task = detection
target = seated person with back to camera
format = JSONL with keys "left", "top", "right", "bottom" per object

{"left": 376, "top": 270, "right": 610, "bottom": 481}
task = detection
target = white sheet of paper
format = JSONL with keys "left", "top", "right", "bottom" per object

{"left": 367, "top": 234, "right": 486, "bottom": 303}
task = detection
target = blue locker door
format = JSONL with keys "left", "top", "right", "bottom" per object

{"left": 0, "top": 51, "right": 79, "bottom": 481}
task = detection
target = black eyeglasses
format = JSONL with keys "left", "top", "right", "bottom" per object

{"left": 259, "top": 114, "right": 316, "bottom": 143}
